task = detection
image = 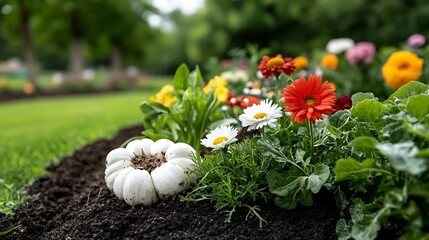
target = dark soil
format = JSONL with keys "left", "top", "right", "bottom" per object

{"left": 0, "top": 125, "right": 342, "bottom": 240}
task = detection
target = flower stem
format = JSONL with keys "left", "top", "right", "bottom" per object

{"left": 306, "top": 119, "right": 315, "bottom": 163}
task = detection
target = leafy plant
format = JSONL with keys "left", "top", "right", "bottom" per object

{"left": 331, "top": 82, "right": 429, "bottom": 239}
{"left": 182, "top": 139, "right": 280, "bottom": 227}
{"left": 140, "top": 64, "right": 237, "bottom": 151}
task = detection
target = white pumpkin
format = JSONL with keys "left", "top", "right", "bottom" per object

{"left": 105, "top": 139, "right": 197, "bottom": 206}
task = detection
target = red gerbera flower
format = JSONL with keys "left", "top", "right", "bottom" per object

{"left": 281, "top": 75, "right": 336, "bottom": 124}
{"left": 258, "top": 54, "right": 295, "bottom": 79}
{"left": 333, "top": 96, "right": 352, "bottom": 112}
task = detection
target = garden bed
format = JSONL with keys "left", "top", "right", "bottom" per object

{"left": 0, "top": 125, "right": 343, "bottom": 239}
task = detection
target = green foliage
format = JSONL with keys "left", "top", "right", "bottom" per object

{"left": 141, "top": 64, "right": 235, "bottom": 151}
{"left": 182, "top": 139, "right": 278, "bottom": 227}
{"left": 331, "top": 82, "right": 429, "bottom": 239}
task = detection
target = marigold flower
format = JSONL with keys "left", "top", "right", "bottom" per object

{"left": 281, "top": 75, "right": 336, "bottom": 124}
{"left": 293, "top": 56, "right": 309, "bottom": 70}
{"left": 381, "top": 51, "right": 424, "bottom": 90}
{"left": 258, "top": 54, "right": 295, "bottom": 79}
{"left": 150, "top": 84, "right": 177, "bottom": 107}
{"left": 321, "top": 54, "right": 339, "bottom": 70}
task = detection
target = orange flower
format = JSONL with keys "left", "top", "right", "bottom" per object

{"left": 321, "top": 54, "right": 339, "bottom": 70}
{"left": 258, "top": 54, "right": 295, "bottom": 79}
{"left": 23, "top": 82, "right": 35, "bottom": 94}
{"left": 381, "top": 50, "right": 423, "bottom": 89}
{"left": 281, "top": 75, "right": 336, "bottom": 124}
{"left": 293, "top": 56, "right": 309, "bottom": 70}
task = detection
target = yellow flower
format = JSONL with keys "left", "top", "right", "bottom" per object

{"left": 204, "top": 76, "right": 229, "bottom": 102}
{"left": 329, "top": 82, "right": 336, "bottom": 91}
{"left": 321, "top": 54, "right": 339, "bottom": 70}
{"left": 150, "top": 84, "right": 177, "bottom": 107}
{"left": 382, "top": 50, "right": 424, "bottom": 90}
{"left": 294, "top": 56, "right": 309, "bottom": 70}
{"left": 0, "top": 79, "right": 7, "bottom": 89}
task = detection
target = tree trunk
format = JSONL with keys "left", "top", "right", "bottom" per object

{"left": 18, "top": 0, "right": 37, "bottom": 86}
{"left": 70, "top": 10, "right": 83, "bottom": 82}
{"left": 110, "top": 42, "right": 122, "bottom": 83}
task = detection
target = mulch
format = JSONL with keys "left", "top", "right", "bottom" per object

{"left": 0, "top": 125, "right": 351, "bottom": 239}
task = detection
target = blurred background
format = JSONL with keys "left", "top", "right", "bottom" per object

{"left": 0, "top": 0, "right": 428, "bottom": 93}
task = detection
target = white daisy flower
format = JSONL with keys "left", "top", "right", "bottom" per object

{"left": 201, "top": 125, "right": 238, "bottom": 149}
{"left": 326, "top": 38, "right": 355, "bottom": 54}
{"left": 239, "top": 99, "right": 283, "bottom": 131}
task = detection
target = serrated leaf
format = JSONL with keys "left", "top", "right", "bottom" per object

{"left": 406, "top": 95, "right": 429, "bottom": 121}
{"left": 352, "top": 92, "right": 376, "bottom": 106}
{"left": 295, "top": 148, "right": 306, "bottom": 163}
{"left": 376, "top": 141, "right": 427, "bottom": 175}
{"left": 348, "top": 136, "right": 377, "bottom": 149}
{"left": 173, "top": 63, "right": 190, "bottom": 92}
{"left": 334, "top": 158, "right": 377, "bottom": 181}
{"left": 388, "top": 81, "right": 429, "bottom": 101}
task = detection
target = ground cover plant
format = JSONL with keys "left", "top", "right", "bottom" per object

{"left": 0, "top": 89, "right": 166, "bottom": 215}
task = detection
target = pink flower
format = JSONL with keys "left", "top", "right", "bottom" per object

{"left": 345, "top": 42, "right": 376, "bottom": 65}
{"left": 407, "top": 34, "right": 426, "bottom": 48}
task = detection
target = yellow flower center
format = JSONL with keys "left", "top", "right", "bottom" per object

{"left": 213, "top": 136, "right": 228, "bottom": 145}
{"left": 253, "top": 112, "right": 267, "bottom": 119}
{"left": 267, "top": 57, "right": 285, "bottom": 67}
{"left": 306, "top": 98, "right": 315, "bottom": 105}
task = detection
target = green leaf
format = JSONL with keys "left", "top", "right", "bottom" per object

{"left": 416, "top": 148, "right": 429, "bottom": 158}
{"left": 140, "top": 101, "right": 170, "bottom": 115}
{"left": 351, "top": 99, "right": 388, "bottom": 126}
{"left": 266, "top": 171, "right": 303, "bottom": 197}
{"left": 274, "top": 196, "right": 297, "bottom": 209}
{"left": 334, "top": 158, "right": 377, "bottom": 181}
{"left": 352, "top": 92, "right": 376, "bottom": 106}
{"left": 326, "top": 125, "right": 342, "bottom": 138}
{"left": 189, "top": 65, "right": 204, "bottom": 88}
{"left": 307, "top": 164, "right": 330, "bottom": 193}
{"left": 388, "top": 81, "right": 429, "bottom": 101}
{"left": 349, "top": 201, "right": 390, "bottom": 240}
{"left": 348, "top": 136, "right": 377, "bottom": 149}
{"left": 298, "top": 190, "right": 314, "bottom": 206}
{"left": 376, "top": 141, "right": 427, "bottom": 175}
{"left": 258, "top": 139, "right": 288, "bottom": 162}
{"left": 209, "top": 118, "right": 239, "bottom": 130}
{"left": 173, "top": 63, "right": 190, "bottom": 92}
{"left": 295, "top": 148, "right": 306, "bottom": 163}
{"left": 404, "top": 122, "right": 429, "bottom": 140}
{"left": 406, "top": 95, "right": 429, "bottom": 121}
{"left": 336, "top": 219, "right": 352, "bottom": 240}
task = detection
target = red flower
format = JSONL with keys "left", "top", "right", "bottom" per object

{"left": 258, "top": 54, "right": 295, "bottom": 79}
{"left": 239, "top": 96, "right": 261, "bottom": 109}
{"left": 281, "top": 75, "right": 336, "bottom": 124}
{"left": 333, "top": 96, "right": 352, "bottom": 112}
{"left": 227, "top": 92, "right": 241, "bottom": 107}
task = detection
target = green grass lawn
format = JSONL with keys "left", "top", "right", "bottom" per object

{"left": 0, "top": 77, "right": 172, "bottom": 214}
